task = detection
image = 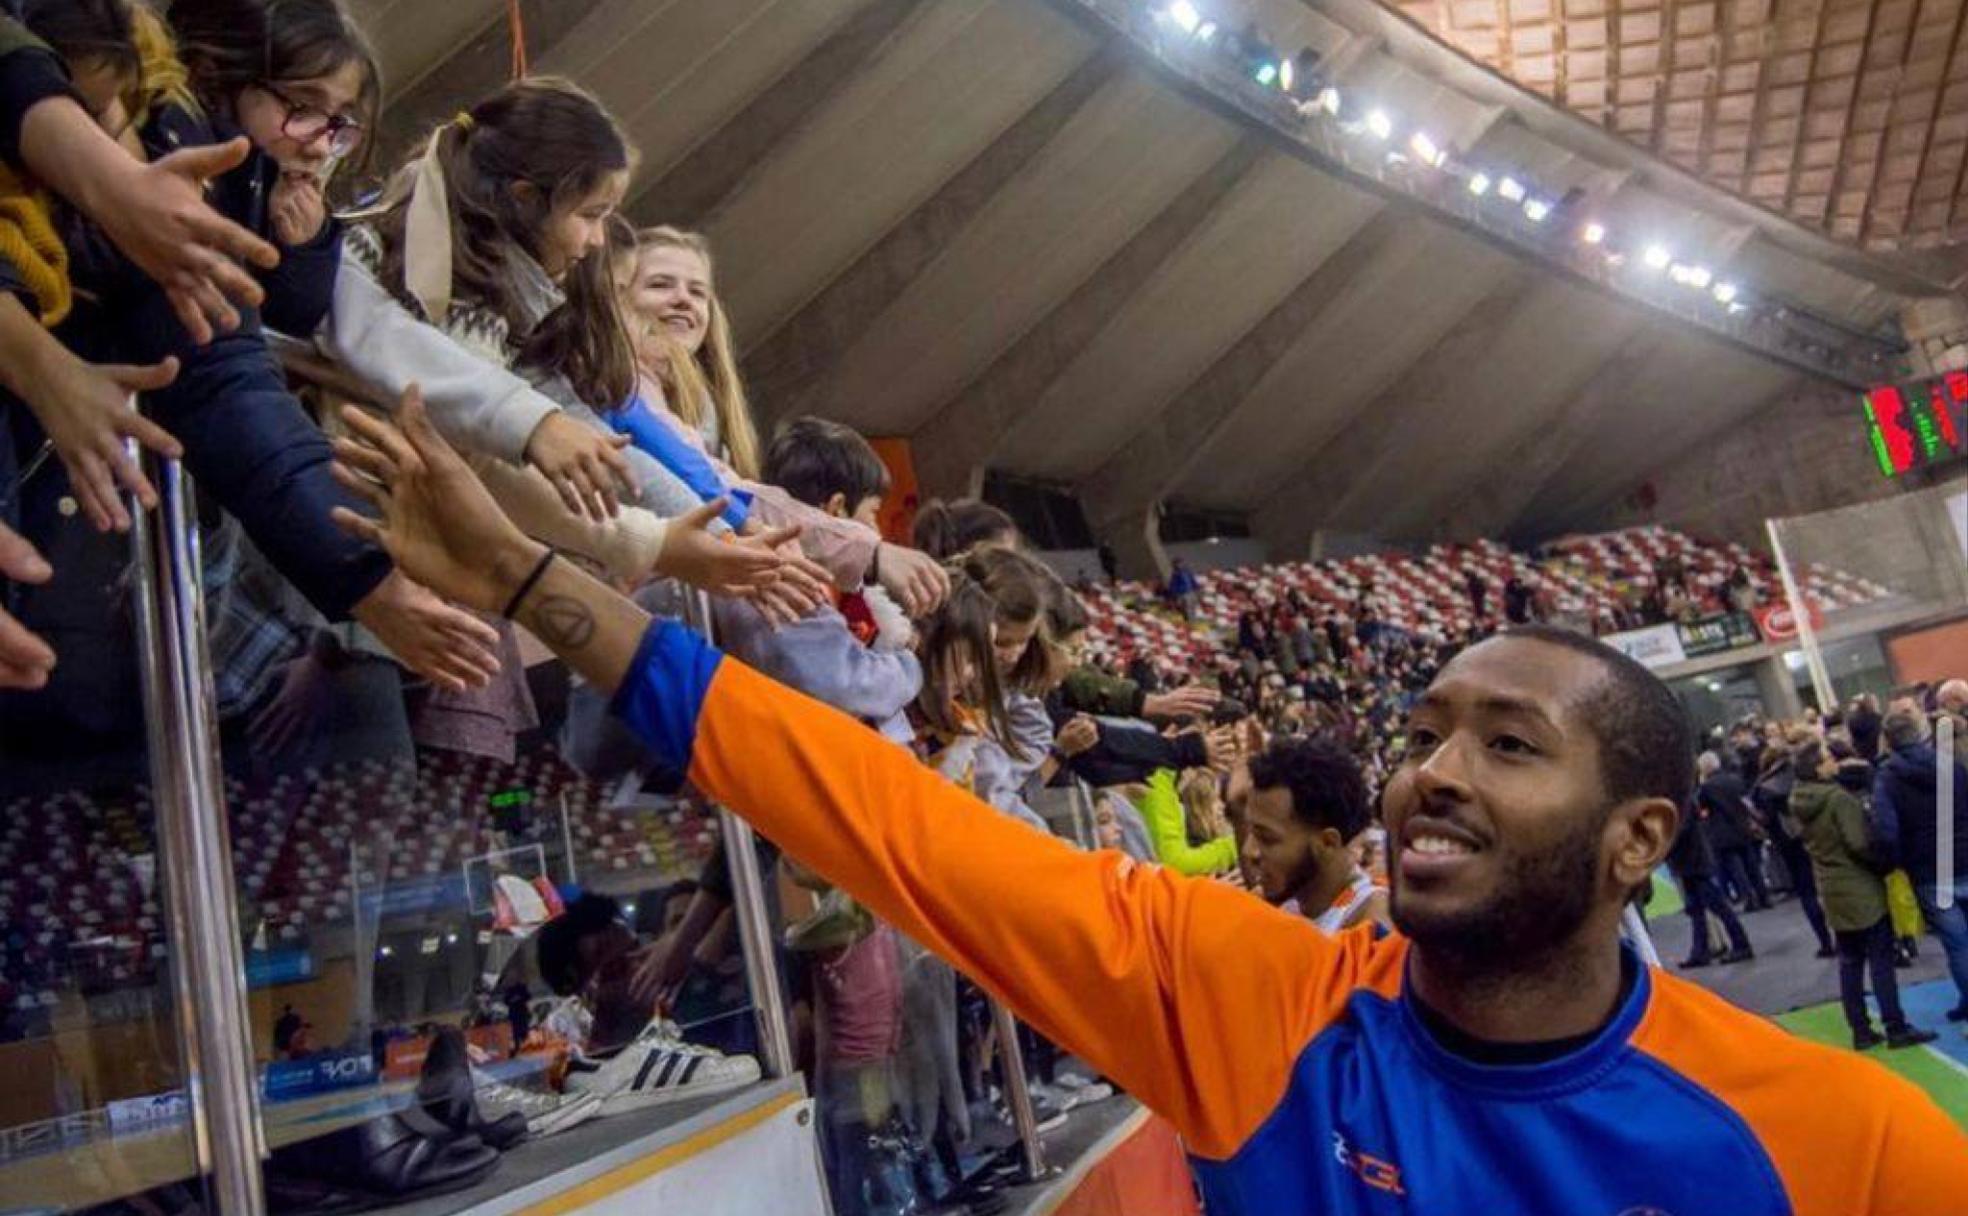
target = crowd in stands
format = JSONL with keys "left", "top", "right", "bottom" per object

{"left": 0, "top": 2, "right": 1960, "bottom": 1211}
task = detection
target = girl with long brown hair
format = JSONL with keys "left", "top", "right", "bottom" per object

{"left": 609, "top": 222, "right": 948, "bottom": 615}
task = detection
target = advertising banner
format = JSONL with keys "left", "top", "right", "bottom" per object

{"left": 263, "top": 1048, "right": 377, "bottom": 1104}
{"left": 1603, "top": 623, "right": 1686, "bottom": 670}
{"left": 1752, "top": 602, "right": 1826, "bottom": 644}
{"left": 1675, "top": 612, "right": 1762, "bottom": 658}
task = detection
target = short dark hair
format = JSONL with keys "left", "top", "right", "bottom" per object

{"left": 764, "top": 416, "right": 890, "bottom": 511}
{"left": 18, "top": 0, "right": 136, "bottom": 83}
{"left": 1247, "top": 735, "right": 1369, "bottom": 839}
{"left": 535, "top": 893, "right": 621, "bottom": 996}
{"left": 1497, "top": 625, "right": 1694, "bottom": 810}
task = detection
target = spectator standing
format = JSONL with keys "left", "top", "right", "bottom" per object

{"left": 1792, "top": 740, "right": 1938, "bottom": 1050}
{"left": 1666, "top": 787, "right": 1754, "bottom": 968}
{"left": 1502, "top": 575, "right": 1533, "bottom": 625}
{"left": 1847, "top": 694, "right": 1883, "bottom": 762}
{"left": 1871, "top": 710, "right": 1968, "bottom": 1022}
{"left": 1696, "top": 752, "right": 1771, "bottom": 910}
{"left": 272, "top": 1003, "right": 302, "bottom": 1057}
{"left": 1751, "top": 744, "right": 1835, "bottom": 958}
{"left": 1463, "top": 568, "right": 1487, "bottom": 620}
{"left": 1936, "top": 679, "right": 1968, "bottom": 767}
{"left": 1165, "top": 558, "right": 1199, "bottom": 621}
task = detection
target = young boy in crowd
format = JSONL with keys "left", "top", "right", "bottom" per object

{"left": 710, "top": 416, "right": 921, "bottom": 742}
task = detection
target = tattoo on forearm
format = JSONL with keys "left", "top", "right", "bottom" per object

{"left": 530, "top": 595, "right": 596, "bottom": 651}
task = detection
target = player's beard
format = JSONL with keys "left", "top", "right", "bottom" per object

{"left": 1389, "top": 801, "right": 1607, "bottom": 975}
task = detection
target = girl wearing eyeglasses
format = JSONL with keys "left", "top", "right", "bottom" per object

{"left": 168, "top": 0, "right": 380, "bottom": 336}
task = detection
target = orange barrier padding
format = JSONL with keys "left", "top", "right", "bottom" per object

{"left": 867, "top": 437, "right": 919, "bottom": 544}
{"left": 1053, "top": 1116, "right": 1200, "bottom": 1216}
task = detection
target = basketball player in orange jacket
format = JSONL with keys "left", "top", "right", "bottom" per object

{"left": 331, "top": 395, "right": 1968, "bottom": 1215}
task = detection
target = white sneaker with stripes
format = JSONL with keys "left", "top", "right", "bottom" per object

{"left": 563, "top": 1020, "right": 761, "bottom": 1117}
{"left": 473, "top": 1072, "right": 603, "bottom": 1138}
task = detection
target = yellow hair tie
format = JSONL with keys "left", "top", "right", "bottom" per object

{"left": 454, "top": 111, "right": 474, "bottom": 131}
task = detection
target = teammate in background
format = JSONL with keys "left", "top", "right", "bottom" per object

{"left": 330, "top": 397, "right": 1968, "bottom": 1216}
{"left": 1229, "top": 737, "right": 1389, "bottom": 932}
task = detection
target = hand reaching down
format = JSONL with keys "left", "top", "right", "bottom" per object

{"left": 1144, "top": 683, "right": 1221, "bottom": 722}
{"left": 1055, "top": 714, "right": 1100, "bottom": 758}
{"left": 875, "top": 541, "right": 948, "bottom": 617}
{"left": 524, "top": 411, "right": 633, "bottom": 522}
{"left": 14, "top": 346, "right": 183, "bottom": 533}
{"left": 330, "top": 390, "right": 538, "bottom": 616}
{"left": 655, "top": 504, "right": 833, "bottom": 625}
{"left": 94, "top": 138, "right": 281, "bottom": 345}
{"left": 351, "top": 570, "right": 503, "bottom": 693}
{"left": 0, "top": 523, "right": 55, "bottom": 690}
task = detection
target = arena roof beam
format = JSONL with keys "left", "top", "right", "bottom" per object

{"left": 1073, "top": 206, "right": 1409, "bottom": 538}
{"left": 1861, "top": 0, "right": 1968, "bottom": 243}
{"left": 367, "top": 0, "right": 596, "bottom": 168}
{"left": 1778, "top": 0, "right": 1840, "bottom": 219}
{"left": 740, "top": 45, "right": 1125, "bottom": 429}
{"left": 624, "top": 0, "right": 923, "bottom": 229}
{"left": 1537, "top": 374, "right": 1803, "bottom": 528}
{"left": 1344, "top": 281, "right": 1647, "bottom": 538}
{"left": 1390, "top": 312, "right": 1665, "bottom": 534}
{"left": 907, "top": 134, "right": 1271, "bottom": 500}
{"left": 1820, "top": 0, "right": 1889, "bottom": 227}
{"left": 1250, "top": 265, "right": 1542, "bottom": 555}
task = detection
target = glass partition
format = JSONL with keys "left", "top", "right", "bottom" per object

{"left": 0, "top": 429, "right": 213, "bottom": 1213}
{"left": 181, "top": 371, "right": 792, "bottom": 1216}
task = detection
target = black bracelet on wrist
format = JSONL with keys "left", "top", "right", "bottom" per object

{"left": 502, "top": 548, "right": 558, "bottom": 620}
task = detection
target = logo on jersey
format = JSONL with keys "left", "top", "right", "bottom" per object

{"left": 1332, "top": 1130, "right": 1406, "bottom": 1196}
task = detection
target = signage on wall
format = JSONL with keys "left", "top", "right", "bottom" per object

{"left": 1752, "top": 601, "right": 1826, "bottom": 644}
{"left": 1605, "top": 613, "right": 1765, "bottom": 669}
{"left": 1675, "top": 612, "right": 1762, "bottom": 658}
{"left": 262, "top": 1048, "right": 377, "bottom": 1104}
{"left": 1862, "top": 371, "right": 1967, "bottom": 477}
{"left": 1604, "top": 623, "right": 1687, "bottom": 670}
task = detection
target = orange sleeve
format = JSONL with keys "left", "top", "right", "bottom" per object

{"left": 1634, "top": 974, "right": 1968, "bottom": 1214}
{"left": 687, "top": 658, "right": 1398, "bottom": 1158}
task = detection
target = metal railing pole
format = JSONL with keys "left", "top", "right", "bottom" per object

{"left": 130, "top": 423, "right": 266, "bottom": 1216}
{"left": 990, "top": 1000, "right": 1050, "bottom": 1181}
{"left": 1765, "top": 519, "right": 1835, "bottom": 712}
{"left": 682, "top": 589, "right": 795, "bottom": 1080}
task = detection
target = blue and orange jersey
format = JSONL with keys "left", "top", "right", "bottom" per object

{"left": 613, "top": 620, "right": 1968, "bottom": 1214}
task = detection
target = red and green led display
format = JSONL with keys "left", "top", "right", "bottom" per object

{"left": 1862, "top": 371, "right": 1967, "bottom": 477}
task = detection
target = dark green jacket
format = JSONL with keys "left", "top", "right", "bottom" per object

{"left": 1791, "top": 779, "right": 1887, "bottom": 932}
{"left": 1061, "top": 665, "right": 1147, "bottom": 718}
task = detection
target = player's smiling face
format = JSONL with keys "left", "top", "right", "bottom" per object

{"left": 1381, "top": 637, "right": 1619, "bottom": 960}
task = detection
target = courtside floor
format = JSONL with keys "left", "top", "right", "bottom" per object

{"left": 1647, "top": 872, "right": 1968, "bottom": 1129}
{"left": 1776, "top": 979, "right": 1968, "bottom": 1129}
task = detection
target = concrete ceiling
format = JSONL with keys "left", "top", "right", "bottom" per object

{"left": 348, "top": 0, "right": 1935, "bottom": 557}
{"left": 1384, "top": 0, "right": 1968, "bottom": 251}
